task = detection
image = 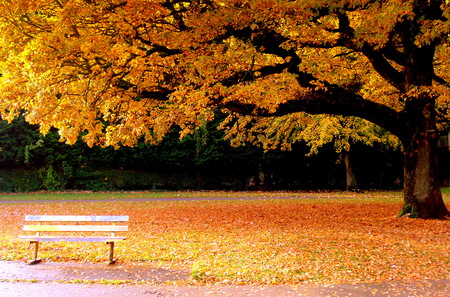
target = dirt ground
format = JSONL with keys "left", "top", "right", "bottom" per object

{"left": 1, "top": 261, "right": 449, "bottom": 296}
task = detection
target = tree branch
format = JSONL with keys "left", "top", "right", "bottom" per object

{"left": 433, "top": 74, "right": 450, "bottom": 88}
{"left": 224, "top": 83, "right": 404, "bottom": 139}
{"left": 361, "top": 47, "right": 405, "bottom": 91}
{"left": 332, "top": 11, "right": 406, "bottom": 91}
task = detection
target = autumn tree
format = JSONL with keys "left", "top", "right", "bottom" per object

{"left": 0, "top": 0, "right": 449, "bottom": 218}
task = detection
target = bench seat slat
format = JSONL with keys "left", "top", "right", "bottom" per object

{"left": 18, "top": 236, "right": 126, "bottom": 242}
{"left": 23, "top": 225, "right": 128, "bottom": 232}
{"left": 25, "top": 215, "right": 129, "bottom": 222}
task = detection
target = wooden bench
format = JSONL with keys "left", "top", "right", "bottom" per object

{"left": 18, "top": 215, "right": 129, "bottom": 265}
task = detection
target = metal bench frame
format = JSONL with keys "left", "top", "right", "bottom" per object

{"left": 18, "top": 215, "right": 129, "bottom": 265}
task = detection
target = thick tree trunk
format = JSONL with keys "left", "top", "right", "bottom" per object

{"left": 399, "top": 97, "right": 450, "bottom": 218}
{"left": 344, "top": 150, "right": 358, "bottom": 191}
{"left": 400, "top": 134, "right": 449, "bottom": 218}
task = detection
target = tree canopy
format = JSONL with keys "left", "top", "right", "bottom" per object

{"left": 0, "top": 0, "right": 449, "bottom": 217}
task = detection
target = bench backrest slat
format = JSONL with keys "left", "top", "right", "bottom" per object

{"left": 25, "top": 215, "right": 129, "bottom": 222}
{"left": 23, "top": 225, "right": 128, "bottom": 232}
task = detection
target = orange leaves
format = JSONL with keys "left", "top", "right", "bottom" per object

{"left": 143, "top": 198, "right": 449, "bottom": 284}
{"left": 1, "top": 192, "right": 449, "bottom": 284}
{"left": 223, "top": 73, "right": 299, "bottom": 113}
{"left": 347, "top": 2, "right": 413, "bottom": 49}
{"left": 0, "top": 0, "right": 178, "bottom": 144}
{"left": 0, "top": 0, "right": 449, "bottom": 151}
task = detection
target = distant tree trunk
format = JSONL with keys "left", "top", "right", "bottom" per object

{"left": 344, "top": 150, "right": 358, "bottom": 191}
{"left": 257, "top": 152, "right": 265, "bottom": 190}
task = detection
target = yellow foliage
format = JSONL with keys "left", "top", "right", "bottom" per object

{"left": 0, "top": 0, "right": 448, "bottom": 151}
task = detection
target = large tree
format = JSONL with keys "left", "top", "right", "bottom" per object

{"left": 0, "top": 0, "right": 449, "bottom": 218}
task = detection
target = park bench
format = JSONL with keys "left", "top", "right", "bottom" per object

{"left": 18, "top": 215, "right": 129, "bottom": 265}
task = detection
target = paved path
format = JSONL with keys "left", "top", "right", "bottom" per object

{"left": 0, "top": 196, "right": 315, "bottom": 204}
{"left": 1, "top": 261, "right": 449, "bottom": 296}
{"left": 0, "top": 192, "right": 360, "bottom": 204}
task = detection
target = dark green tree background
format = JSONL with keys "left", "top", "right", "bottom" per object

{"left": 0, "top": 116, "right": 403, "bottom": 192}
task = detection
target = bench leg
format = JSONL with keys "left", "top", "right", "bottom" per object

{"left": 28, "top": 241, "right": 42, "bottom": 265}
{"left": 107, "top": 242, "right": 116, "bottom": 265}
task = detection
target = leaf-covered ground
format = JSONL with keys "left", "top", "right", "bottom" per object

{"left": 0, "top": 191, "right": 449, "bottom": 285}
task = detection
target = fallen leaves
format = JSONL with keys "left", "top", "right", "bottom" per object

{"left": 0, "top": 192, "right": 449, "bottom": 285}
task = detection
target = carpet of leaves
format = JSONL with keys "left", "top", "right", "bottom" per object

{"left": 0, "top": 192, "right": 449, "bottom": 285}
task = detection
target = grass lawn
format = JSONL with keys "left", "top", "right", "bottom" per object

{"left": 0, "top": 190, "right": 449, "bottom": 285}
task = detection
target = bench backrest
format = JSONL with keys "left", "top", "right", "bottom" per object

{"left": 23, "top": 215, "right": 129, "bottom": 235}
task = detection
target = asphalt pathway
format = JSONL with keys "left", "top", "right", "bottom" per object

{"left": 0, "top": 196, "right": 314, "bottom": 204}
{"left": 1, "top": 261, "right": 449, "bottom": 296}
